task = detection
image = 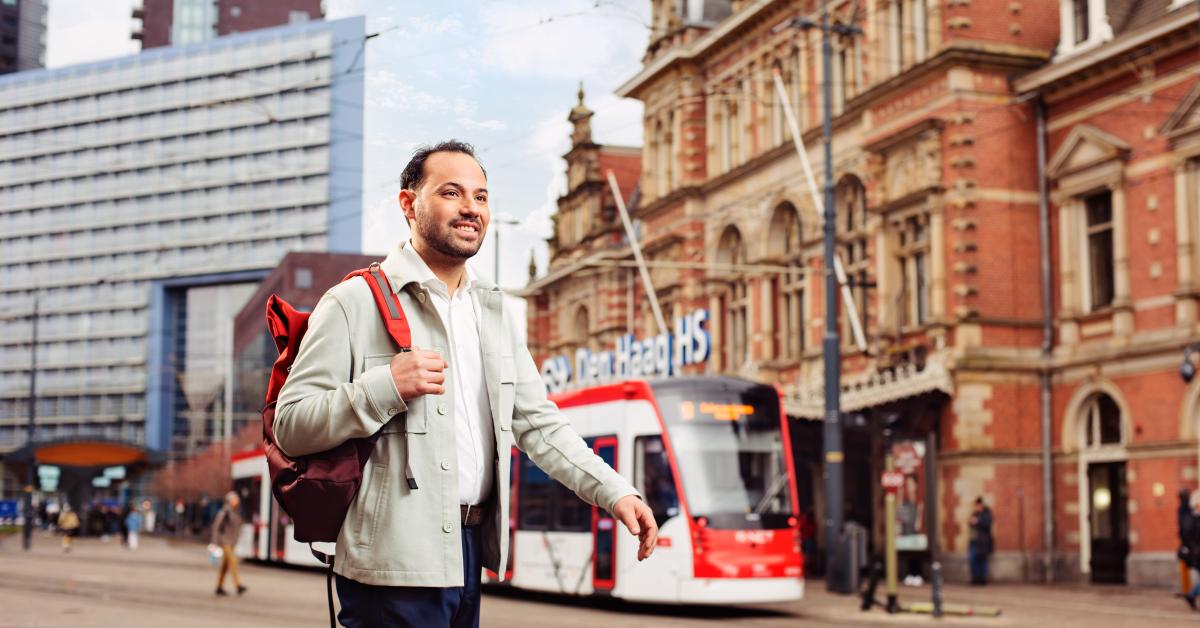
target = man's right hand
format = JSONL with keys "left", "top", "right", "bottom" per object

{"left": 389, "top": 349, "right": 448, "bottom": 401}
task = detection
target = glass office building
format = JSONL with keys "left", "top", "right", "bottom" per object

{"left": 0, "top": 16, "right": 364, "bottom": 496}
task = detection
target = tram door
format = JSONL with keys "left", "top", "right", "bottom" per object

{"left": 592, "top": 437, "right": 618, "bottom": 593}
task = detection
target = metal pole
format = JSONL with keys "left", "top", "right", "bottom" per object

{"left": 23, "top": 294, "right": 38, "bottom": 551}
{"left": 607, "top": 171, "right": 668, "bottom": 335}
{"left": 884, "top": 450, "right": 898, "bottom": 612}
{"left": 1035, "top": 97, "right": 1055, "bottom": 584}
{"left": 820, "top": 0, "right": 846, "bottom": 593}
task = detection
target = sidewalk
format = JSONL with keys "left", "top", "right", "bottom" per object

{"left": 2, "top": 531, "right": 1197, "bottom": 627}
{"left": 789, "top": 578, "right": 1200, "bottom": 627}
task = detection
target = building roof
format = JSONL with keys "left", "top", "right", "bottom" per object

{"left": 1014, "top": 2, "right": 1198, "bottom": 93}
{"left": 598, "top": 148, "right": 642, "bottom": 208}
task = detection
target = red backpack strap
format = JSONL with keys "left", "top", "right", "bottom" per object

{"left": 354, "top": 263, "right": 412, "bottom": 352}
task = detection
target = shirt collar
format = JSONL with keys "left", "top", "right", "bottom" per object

{"left": 386, "top": 240, "right": 480, "bottom": 297}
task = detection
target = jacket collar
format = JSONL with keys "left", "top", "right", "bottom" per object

{"left": 379, "top": 240, "right": 499, "bottom": 295}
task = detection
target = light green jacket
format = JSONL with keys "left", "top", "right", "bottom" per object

{"left": 274, "top": 242, "right": 639, "bottom": 587}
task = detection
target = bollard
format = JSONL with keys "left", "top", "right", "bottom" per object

{"left": 931, "top": 561, "right": 944, "bottom": 618}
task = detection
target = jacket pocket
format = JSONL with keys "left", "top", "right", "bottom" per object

{"left": 356, "top": 463, "right": 388, "bottom": 548}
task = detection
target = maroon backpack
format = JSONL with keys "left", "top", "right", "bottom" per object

{"left": 261, "top": 263, "right": 411, "bottom": 547}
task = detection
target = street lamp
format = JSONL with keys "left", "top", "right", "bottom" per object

{"left": 778, "top": 4, "right": 862, "bottom": 595}
{"left": 1182, "top": 343, "right": 1200, "bottom": 384}
{"left": 22, "top": 293, "right": 39, "bottom": 551}
{"left": 491, "top": 216, "right": 520, "bottom": 288}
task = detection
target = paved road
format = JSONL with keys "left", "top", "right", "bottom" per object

{"left": 1, "top": 532, "right": 1197, "bottom": 627}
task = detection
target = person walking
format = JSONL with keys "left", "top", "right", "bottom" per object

{"left": 210, "top": 491, "right": 246, "bottom": 596}
{"left": 1179, "top": 488, "right": 1194, "bottom": 598}
{"left": 273, "top": 141, "right": 656, "bottom": 628}
{"left": 125, "top": 505, "right": 144, "bottom": 551}
{"left": 967, "top": 497, "right": 993, "bottom": 585}
{"left": 57, "top": 505, "right": 80, "bottom": 552}
{"left": 1183, "top": 491, "right": 1200, "bottom": 610}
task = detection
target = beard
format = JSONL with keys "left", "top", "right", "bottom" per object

{"left": 413, "top": 210, "right": 485, "bottom": 260}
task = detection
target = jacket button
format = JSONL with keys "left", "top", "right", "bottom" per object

{"left": 441, "top": 460, "right": 450, "bottom": 471}
{"left": 417, "top": 293, "right": 427, "bottom": 304}
{"left": 387, "top": 408, "right": 398, "bottom": 415}
{"left": 437, "top": 403, "right": 448, "bottom": 415}
{"left": 443, "top": 522, "right": 453, "bottom": 533}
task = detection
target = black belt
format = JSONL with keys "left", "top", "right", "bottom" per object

{"left": 460, "top": 504, "right": 484, "bottom": 526}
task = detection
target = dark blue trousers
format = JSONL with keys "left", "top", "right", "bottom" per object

{"left": 336, "top": 525, "right": 482, "bottom": 628}
{"left": 968, "top": 541, "right": 989, "bottom": 584}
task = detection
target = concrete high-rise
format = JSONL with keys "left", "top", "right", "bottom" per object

{"left": 0, "top": 16, "right": 365, "bottom": 497}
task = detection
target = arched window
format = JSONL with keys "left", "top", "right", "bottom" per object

{"left": 573, "top": 304, "right": 590, "bottom": 349}
{"left": 656, "top": 116, "right": 673, "bottom": 197}
{"left": 1082, "top": 394, "right": 1123, "bottom": 448}
{"left": 836, "top": 176, "right": 870, "bottom": 345}
{"left": 717, "top": 226, "right": 749, "bottom": 369}
{"left": 769, "top": 203, "right": 805, "bottom": 360}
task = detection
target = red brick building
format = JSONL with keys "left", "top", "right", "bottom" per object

{"left": 132, "top": 0, "right": 323, "bottom": 48}
{"left": 1016, "top": 0, "right": 1200, "bottom": 586}
{"left": 526, "top": 0, "right": 1200, "bottom": 586}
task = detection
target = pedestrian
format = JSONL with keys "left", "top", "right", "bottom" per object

{"left": 1185, "top": 491, "right": 1200, "bottom": 609}
{"left": 1179, "top": 488, "right": 1194, "bottom": 598}
{"left": 57, "top": 505, "right": 80, "bottom": 552}
{"left": 967, "top": 496, "right": 993, "bottom": 585}
{"left": 210, "top": 491, "right": 246, "bottom": 596}
{"left": 120, "top": 502, "right": 131, "bottom": 546}
{"left": 125, "top": 505, "right": 144, "bottom": 551}
{"left": 273, "top": 140, "right": 657, "bottom": 628}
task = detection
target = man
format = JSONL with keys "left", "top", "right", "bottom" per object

{"left": 1184, "top": 490, "right": 1200, "bottom": 610}
{"left": 274, "top": 140, "right": 657, "bottom": 627}
{"left": 211, "top": 491, "right": 246, "bottom": 596}
{"left": 967, "top": 496, "right": 993, "bottom": 585}
{"left": 57, "top": 504, "right": 80, "bottom": 553}
{"left": 1179, "top": 487, "right": 1193, "bottom": 598}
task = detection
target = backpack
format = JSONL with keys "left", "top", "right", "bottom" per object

{"left": 260, "top": 263, "right": 412, "bottom": 547}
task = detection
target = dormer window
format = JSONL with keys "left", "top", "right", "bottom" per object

{"left": 1058, "top": 0, "right": 1112, "bottom": 58}
{"left": 1072, "top": 0, "right": 1089, "bottom": 44}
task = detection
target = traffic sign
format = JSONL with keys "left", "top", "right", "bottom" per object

{"left": 881, "top": 471, "right": 905, "bottom": 493}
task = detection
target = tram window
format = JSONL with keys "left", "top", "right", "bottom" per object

{"left": 635, "top": 436, "right": 679, "bottom": 527}
{"left": 518, "top": 453, "right": 551, "bottom": 530}
{"left": 554, "top": 485, "right": 591, "bottom": 532}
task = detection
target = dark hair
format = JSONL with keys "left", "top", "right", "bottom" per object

{"left": 399, "top": 140, "right": 486, "bottom": 191}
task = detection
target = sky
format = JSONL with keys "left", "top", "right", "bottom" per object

{"left": 46, "top": 0, "right": 651, "bottom": 290}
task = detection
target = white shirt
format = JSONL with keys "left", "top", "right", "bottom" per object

{"left": 404, "top": 242, "right": 496, "bottom": 506}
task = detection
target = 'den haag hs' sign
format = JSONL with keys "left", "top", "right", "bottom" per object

{"left": 540, "top": 309, "right": 711, "bottom": 393}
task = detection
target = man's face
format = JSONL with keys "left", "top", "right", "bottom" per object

{"left": 400, "top": 151, "right": 489, "bottom": 260}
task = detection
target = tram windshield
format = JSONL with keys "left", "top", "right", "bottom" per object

{"left": 653, "top": 379, "right": 793, "bottom": 529}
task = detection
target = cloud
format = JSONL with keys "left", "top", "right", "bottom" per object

{"left": 47, "top": 0, "right": 140, "bottom": 68}
{"left": 366, "top": 70, "right": 448, "bottom": 112}
{"left": 478, "top": 1, "right": 648, "bottom": 80}
{"left": 458, "top": 118, "right": 508, "bottom": 131}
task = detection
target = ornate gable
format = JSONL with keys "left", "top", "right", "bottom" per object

{"left": 1162, "top": 80, "right": 1200, "bottom": 144}
{"left": 1047, "top": 124, "right": 1131, "bottom": 179}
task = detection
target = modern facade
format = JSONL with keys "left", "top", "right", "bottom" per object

{"left": 0, "top": 16, "right": 365, "bottom": 498}
{"left": 526, "top": 0, "right": 1200, "bottom": 586}
{"left": 0, "top": 0, "right": 46, "bottom": 74}
{"left": 133, "top": 0, "right": 324, "bottom": 49}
